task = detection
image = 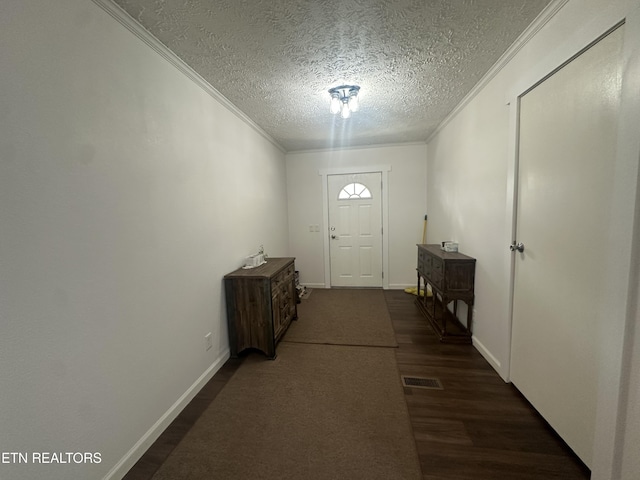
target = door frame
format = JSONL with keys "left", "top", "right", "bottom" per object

{"left": 319, "top": 165, "right": 391, "bottom": 289}
{"left": 327, "top": 172, "right": 383, "bottom": 288}
{"left": 504, "top": 7, "right": 640, "bottom": 478}
{"left": 504, "top": 15, "right": 631, "bottom": 383}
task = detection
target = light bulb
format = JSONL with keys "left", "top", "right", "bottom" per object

{"left": 348, "top": 93, "right": 359, "bottom": 112}
{"left": 340, "top": 101, "right": 351, "bottom": 119}
{"left": 330, "top": 94, "right": 341, "bottom": 114}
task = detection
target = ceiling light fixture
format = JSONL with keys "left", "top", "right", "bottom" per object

{"left": 328, "top": 85, "right": 360, "bottom": 119}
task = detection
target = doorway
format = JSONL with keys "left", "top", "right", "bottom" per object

{"left": 319, "top": 165, "right": 390, "bottom": 289}
{"left": 327, "top": 172, "right": 383, "bottom": 287}
{"left": 509, "top": 24, "right": 624, "bottom": 467}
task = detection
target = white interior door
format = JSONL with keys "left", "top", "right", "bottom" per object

{"left": 328, "top": 173, "right": 382, "bottom": 287}
{"left": 510, "top": 26, "right": 623, "bottom": 467}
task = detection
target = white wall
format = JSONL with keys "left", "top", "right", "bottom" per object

{"left": 0, "top": 1, "right": 288, "bottom": 479}
{"left": 426, "top": 0, "right": 640, "bottom": 477}
{"left": 286, "top": 144, "right": 427, "bottom": 290}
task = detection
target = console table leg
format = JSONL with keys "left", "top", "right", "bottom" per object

{"left": 442, "top": 296, "right": 448, "bottom": 335}
{"left": 418, "top": 274, "right": 425, "bottom": 308}
{"left": 431, "top": 288, "right": 436, "bottom": 318}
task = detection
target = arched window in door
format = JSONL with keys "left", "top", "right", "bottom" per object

{"left": 338, "top": 182, "right": 372, "bottom": 200}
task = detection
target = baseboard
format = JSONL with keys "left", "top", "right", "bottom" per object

{"left": 388, "top": 283, "right": 416, "bottom": 290}
{"left": 301, "top": 283, "right": 416, "bottom": 290}
{"left": 103, "top": 348, "right": 231, "bottom": 480}
{"left": 472, "top": 337, "right": 507, "bottom": 382}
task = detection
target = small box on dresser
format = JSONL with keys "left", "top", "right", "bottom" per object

{"left": 224, "top": 257, "right": 297, "bottom": 359}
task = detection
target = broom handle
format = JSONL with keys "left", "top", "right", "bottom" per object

{"left": 422, "top": 214, "right": 428, "bottom": 244}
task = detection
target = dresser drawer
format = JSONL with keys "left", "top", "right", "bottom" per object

{"left": 444, "top": 262, "right": 475, "bottom": 293}
{"left": 423, "top": 254, "right": 432, "bottom": 275}
{"left": 430, "top": 256, "right": 443, "bottom": 289}
{"left": 429, "top": 272, "right": 443, "bottom": 290}
{"left": 271, "top": 264, "right": 295, "bottom": 292}
{"left": 284, "top": 262, "right": 295, "bottom": 278}
{"left": 417, "top": 260, "right": 425, "bottom": 274}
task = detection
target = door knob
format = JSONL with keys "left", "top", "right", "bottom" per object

{"left": 509, "top": 242, "right": 525, "bottom": 252}
{"left": 331, "top": 235, "right": 337, "bottom": 239}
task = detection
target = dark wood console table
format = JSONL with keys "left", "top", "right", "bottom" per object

{"left": 415, "top": 244, "right": 475, "bottom": 343}
{"left": 224, "top": 257, "right": 297, "bottom": 359}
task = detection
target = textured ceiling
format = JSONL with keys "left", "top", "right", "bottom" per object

{"left": 112, "top": 0, "right": 552, "bottom": 152}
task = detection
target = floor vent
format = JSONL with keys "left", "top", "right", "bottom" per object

{"left": 401, "top": 375, "right": 443, "bottom": 390}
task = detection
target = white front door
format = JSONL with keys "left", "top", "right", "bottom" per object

{"left": 510, "top": 25, "right": 623, "bottom": 467}
{"left": 328, "top": 173, "right": 382, "bottom": 287}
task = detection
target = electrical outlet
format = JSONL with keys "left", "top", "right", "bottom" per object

{"left": 205, "top": 332, "right": 213, "bottom": 351}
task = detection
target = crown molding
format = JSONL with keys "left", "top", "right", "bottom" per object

{"left": 317, "top": 164, "right": 392, "bottom": 176}
{"left": 426, "top": 0, "right": 570, "bottom": 143}
{"left": 287, "top": 140, "right": 427, "bottom": 156}
{"left": 90, "top": 0, "right": 286, "bottom": 154}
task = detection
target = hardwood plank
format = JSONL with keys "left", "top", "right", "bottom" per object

{"left": 418, "top": 442, "right": 587, "bottom": 480}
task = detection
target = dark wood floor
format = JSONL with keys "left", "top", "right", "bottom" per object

{"left": 124, "top": 289, "right": 590, "bottom": 480}
{"left": 385, "top": 289, "right": 590, "bottom": 480}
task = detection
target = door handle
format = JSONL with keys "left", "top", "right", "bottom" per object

{"left": 509, "top": 242, "right": 525, "bottom": 253}
{"left": 331, "top": 235, "right": 337, "bottom": 239}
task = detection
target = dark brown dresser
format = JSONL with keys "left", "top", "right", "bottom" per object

{"left": 416, "top": 244, "right": 476, "bottom": 343}
{"left": 224, "top": 257, "right": 297, "bottom": 359}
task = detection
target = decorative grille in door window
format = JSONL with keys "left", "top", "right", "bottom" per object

{"left": 338, "top": 182, "right": 372, "bottom": 200}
